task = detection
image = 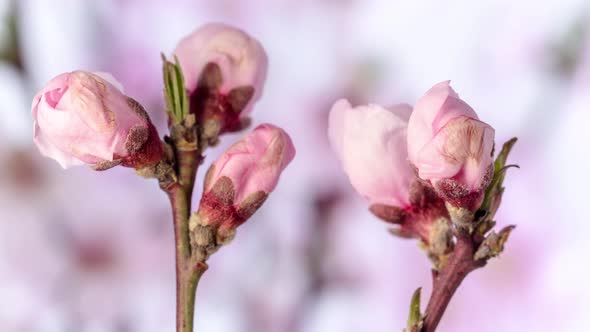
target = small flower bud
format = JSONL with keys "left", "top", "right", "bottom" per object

{"left": 174, "top": 23, "right": 268, "bottom": 135}
{"left": 407, "top": 81, "right": 495, "bottom": 211}
{"left": 474, "top": 225, "right": 515, "bottom": 261}
{"left": 194, "top": 124, "right": 295, "bottom": 233}
{"left": 32, "top": 71, "right": 163, "bottom": 170}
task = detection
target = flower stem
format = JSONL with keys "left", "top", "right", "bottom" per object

{"left": 177, "top": 148, "right": 203, "bottom": 210}
{"left": 168, "top": 184, "right": 191, "bottom": 259}
{"left": 177, "top": 261, "right": 207, "bottom": 332}
{"left": 166, "top": 183, "right": 206, "bottom": 332}
{"left": 422, "top": 234, "right": 485, "bottom": 332}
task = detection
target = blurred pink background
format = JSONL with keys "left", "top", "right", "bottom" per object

{"left": 1, "top": 0, "right": 588, "bottom": 331}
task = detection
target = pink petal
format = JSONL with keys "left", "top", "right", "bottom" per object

{"left": 208, "top": 123, "right": 295, "bottom": 204}
{"left": 415, "top": 117, "right": 495, "bottom": 191}
{"left": 407, "top": 80, "right": 477, "bottom": 165}
{"left": 328, "top": 100, "right": 413, "bottom": 208}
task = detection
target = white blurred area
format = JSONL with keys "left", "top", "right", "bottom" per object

{"left": 0, "top": 0, "right": 589, "bottom": 331}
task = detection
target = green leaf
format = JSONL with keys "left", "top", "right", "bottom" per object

{"left": 406, "top": 287, "right": 423, "bottom": 331}
{"left": 494, "top": 137, "right": 518, "bottom": 181}
{"left": 173, "top": 56, "right": 189, "bottom": 120}
{"left": 171, "top": 64, "right": 182, "bottom": 120}
{"left": 161, "top": 54, "right": 177, "bottom": 122}
{"left": 479, "top": 138, "right": 518, "bottom": 215}
{"left": 161, "top": 54, "right": 190, "bottom": 124}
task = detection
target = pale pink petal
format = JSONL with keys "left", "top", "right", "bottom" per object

{"left": 35, "top": 95, "right": 115, "bottom": 162}
{"left": 453, "top": 122, "right": 495, "bottom": 190}
{"left": 414, "top": 133, "right": 463, "bottom": 181}
{"left": 407, "top": 81, "right": 478, "bottom": 164}
{"left": 235, "top": 125, "right": 295, "bottom": 202}
{"left": 328, "top": 100, "right": 413, "bottom": 208}
{"left": 31, "top": 72, "right": 70, "bottom": 113}
{"left": 33, "top": 121, "right": 85, "bottom": 169}
{"left": 415, "top": 117, "right": 495, "bottom": 191}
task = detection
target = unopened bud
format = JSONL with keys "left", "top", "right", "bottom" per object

{"left": 474, "top": 225, "right": 515, "bottom": 261}
{"left": 32, "top": 71, "right": 163, "bottom": 170}
{"left": 174, "top": 23, "right": 267, "bottom": 136}
{"left": 196, "top": 124, "right": 294, "bottom": 233}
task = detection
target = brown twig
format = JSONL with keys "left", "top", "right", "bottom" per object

{"left": 422, "top": 234, "right": 486, "bottom": 332}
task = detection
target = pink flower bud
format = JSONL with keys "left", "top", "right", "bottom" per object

{"left": 174, "top": 23, "right": 268, "bottom": 133}
{"left": 32, "top": 71, "right": 163, "bottom": 170}
{"left": 196, "top": 124, "right": 295, "bottom": 231}
{"left": 407, "top": 81, "right": 495, "bottom": 209}
{"left": 328, "top": 99, "right": 413, "bottom": 208}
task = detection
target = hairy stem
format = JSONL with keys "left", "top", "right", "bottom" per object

{"left": 422, "top": 234, "right": 485, "bottom": 332}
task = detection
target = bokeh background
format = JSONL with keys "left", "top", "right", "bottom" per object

{"left": 1, "top": 0, "right": 588, "bottom": 331}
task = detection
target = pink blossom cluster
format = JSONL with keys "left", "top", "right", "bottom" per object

{"left": 329, "top": 81, "right": 495, "bottom": 247}
{"left": 31, "top": 23, "right": 294, "bottom": 233}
